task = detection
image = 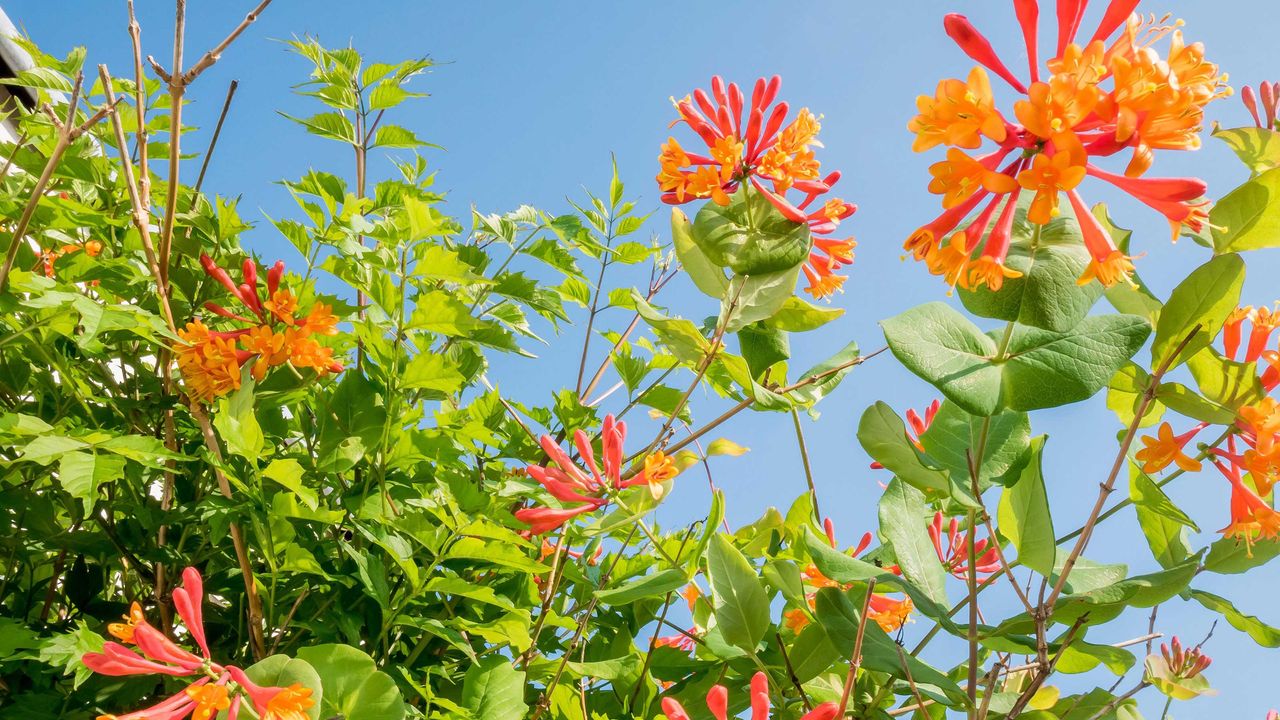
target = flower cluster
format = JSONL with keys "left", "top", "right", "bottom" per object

{"left": 784, "top": 519, "right": 914, "bottom": 634}
{"left": 870, "top": 399, "right": 939, "bottom": 471}
{"left": 907, "top": 1, "right": 1230, "bottom": 291}
{"left": 1161, "top": 636, "right": 1212, "bottom": 680}
{"left": 516, "top": 414, "right": 680, "bottom": 534}
{"left": 658, "top": 76, "right": 858, "bottom": 299}
{"left": 1241, "top": 81, "right": 1280, "bottom": 130}
{"left": 1137, "top": 305, "right": 1280, "bottom": 553}
{"left": 661, "top": 671, "right": 839, "bottom": 720}
{"left": 928, "top": 512, "right": 1001, "bottom": 579}
{"left": 39, "top": 239, "right": 102, "bottom": 278}
{"left": 176, "top": 255, "right": 342, "bottom": 401}
{"left": 84, "top": 567, "right": 314, "bottom": 720}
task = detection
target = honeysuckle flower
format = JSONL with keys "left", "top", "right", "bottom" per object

{"left": 870, "top": 400, "right": 940, "bottom": 469}
{"left": 788, "top": 519, "right": 912, "bottom": 633}
{"left": 658, "top": 76, "right": 858, "bottom": 300}
{"left": 227, "top": 666, "right": 315, "bottom": 720}
{"left": 866, "top": 593, "right": 916, "bottom": 633}
{"left": 1241, "top": 81, "right": 1279, "bottom": 130}
{"left": 85, "top": 568, "right": 314, "bottom": 720}
{"left": 178, "top": 256, "right": 343, "bottom": 401}
{"left": 906, "top": 1, "right": 1230, "bottom": 290}
{"left": 654, "top": 632, "right": 697, "bottom": 653}
{"left": 680, "top": 583, "right": 701, "bottom": 611}
{"left": 661, "top": 671, "right": 839, "bottom": 720}
{"left": 36, "top": 239, "right": 105, "bottom": 278}
{"left": 107, "top": 602, "right": 145, "bottom": 644}
{"left": 1210, "top": 445, "right": 1280, "bottom": 555}
{"left": 1136, "top": 421, "right": 1206, "bottom": 474}
{"left": 928, "top": 512, "right": 1001, "bottom": 579}
{"left": 515, "top": 415, "right": 682, "bottom": 534}
{"left": 1161, "top": 636, "right": 1212, "bottom": 679}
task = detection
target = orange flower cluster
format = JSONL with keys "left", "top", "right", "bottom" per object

{"left": 782, "top": 518, "right": 914, "bottom": 634}
{"left": 1137, "top": 306, "right": 1280, "bottom": 553}
{"left": 658, "top": 76, "right": 858, "bottom": 299}
{"left": 516, "top": 414, "right": 681, "bottom": 534}
{"left": 176, "top": 255, "right": 342, "bottom": 402}
{"left": 907, "top": 1, "right": 1230, "bottom": 291}
{"left": 84, "top": 568, "right": 314, "bottom": 720}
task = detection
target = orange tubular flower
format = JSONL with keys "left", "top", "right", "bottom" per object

{"left": 906, "top": 0, "right": 1229, "bottom": 289}
{"left": 662, "top": 672, "right": 839, "bottom": 720}
{"left": 659, "top": 76, "right": 858, "bottom": 300}
{"left": 871, "top": 400, "right": 939, "bottom": 470}
{"left": 515, "top": 415, "right": 681, "bottom": 534}
{"left": 107, "top": 602, "right": 146, "bottom": 644}
{"left": 1136, "top": 421, "right": 1206, "bottom": 474}
{"left": 84, "top": 568, "right": 311, "bottom": 720}
{"left": 177, "top": 256, "right": 343, "bottom": 402}
{"left": 867, "top": 593, "right": 915, "bottom": 633}
{"left": 1210, "top": 449, "right": 1280, "bottom": 556}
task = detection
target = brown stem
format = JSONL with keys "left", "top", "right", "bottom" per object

{"left": 1045, "top": 324, "right": 1202, "bottom": 609}
{"left": 181, "top": 0, "right": 274, "bottom": 84}
{"left": 836, "top": 578, "right": 877, "bottom": 717}
{"left": 99, "top": 64, "right": 265, "bottom": 660}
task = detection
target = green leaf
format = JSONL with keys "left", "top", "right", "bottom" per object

{"left": 296, "top": 644, "right": 404, "bottom": 720}
{"left": 262, "top": 459, "right": 318, "bottom": 511}
{"left": 878, "top": 479, "right": 948, "bottom": 606}
{"left": 671, "top": 208, "right": 728, "bottom": 298}
{"left": 1187, "top": 347, "right": 1265, "bottom": 411}
{"left": 919, "top": 401, "right": 1030, "bottom": 488}
{"left": 1213, "top": 126, "right": 1280, "bottom": 175}
{"left": 814, "top": 587, "right": 967, "bottom": 703}
{"left": 632, "top": 293, "right": 709, "bottom": 367}
{"left": 280, "top": 111, "right": 357, "bottom": 144}
{"left": 881, "top": 302, "right": 1001, "bottom": 416}
{"left": 692, "top": 187, "right": 811, "bottom": 275}
{"left": 787, "top": 341, "right": 861, "bottom": 408}
{"left": 762, "top": 296, "right": 844, "bottom": 332}
{"left": 1155, "top": 382, "right": 1236, "bottom": 424}
{"left": 1106, "top": 363, "right": 1163, "bottom": 428}
{"left": 1201, "top": 535, "right": 1280, "bottom": 574}
{"left": 244, "top": 655, "right": 323, "bottom": 720}
{"left": 1151, "top": 253, "right": 1244, "bottom": 370}
{"left": 57, "top": 452, "right": 124, "bottom": 509}
{"left": 372, "top": 124, "right": 431, "bottom": 149}
{"left": 214, "top": 384, "right": 264, "bottom": 461}
{"left": 595, "top": 569, "right": 688, "bottom": 605}
{"left": 462, "top": 655, "right": 527, "bottom": 720}
{"left": 1000, "top": 315, "right": 1152, "bottom": 412}
{"left": 1189, "top": 589, "right": 1280, "bottom": 648}
{"left": 959, "top": 196, "right": 1102, "bottom": 332}
{"left": 706, "top": 534, "right": 770, "bottom": 653}
{"left": 997, "top": 437, "right": 1056, "bottom": 577}
{"left": 723, "top": 263, "right": 804, "bottom": 332}
{"left": 401, "top": 354, "right": 465, "bottom": 394}
{"left": 857, "top": 402, "right": 949, "bottom": 497}
{"left": 1130, "top": 466, "right": 1193, "bottom": 569}
{"left": 738, "top": 324, "right": 790, "bottom": 379}
{"left": 1212, "top": 166, "right": 1280, "bottom": 252}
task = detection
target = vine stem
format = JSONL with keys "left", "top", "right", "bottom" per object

{"left": 1044, "top": 323, "right": 1203, "bottom": 609}
{"left": 836, "top": 578, "right": 876, "bottom": 718}
{"left": 791, "top": 407, "right": 821, "bottom": 519}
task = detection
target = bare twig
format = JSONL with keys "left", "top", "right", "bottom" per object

{"left": 1082, "top": 682, "right": 1149, "bottom": 720}
{"left": 181, "top": 0, "right": 274, "bottom": 84}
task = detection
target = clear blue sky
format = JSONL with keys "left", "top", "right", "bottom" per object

{"left": 10, "top": 1, "right": 1280, "bottom": 715}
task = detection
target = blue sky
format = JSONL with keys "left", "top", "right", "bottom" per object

{"left": 10, "top": 0, "right": 1280, "bottom": 716}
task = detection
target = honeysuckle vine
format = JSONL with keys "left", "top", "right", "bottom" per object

{"left": 2, "top": 1, "right": 1280, "bottom": 720}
